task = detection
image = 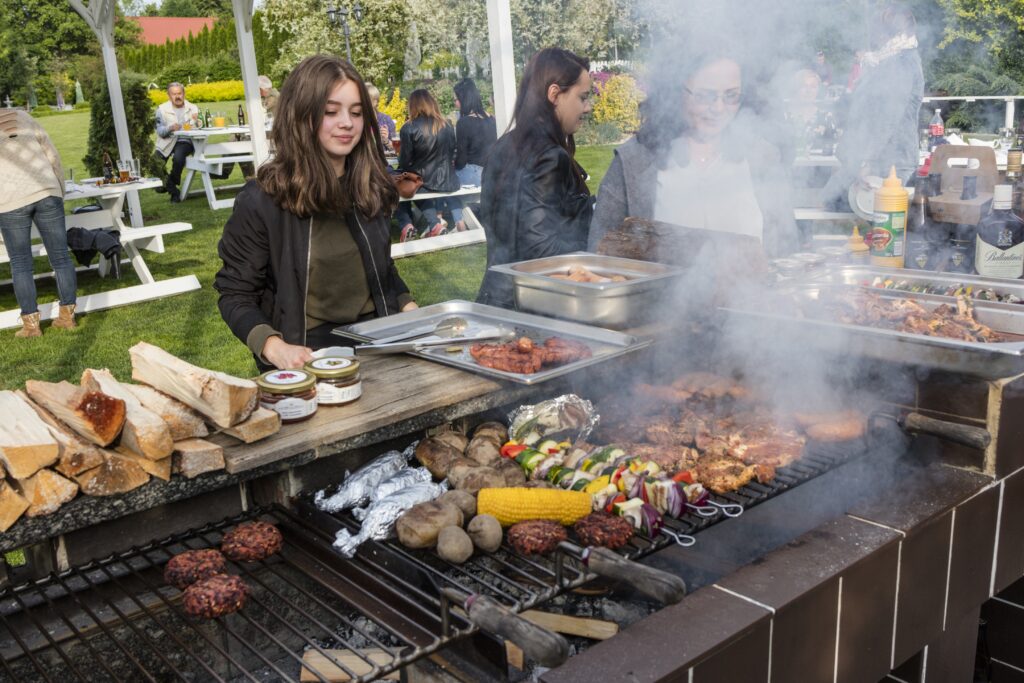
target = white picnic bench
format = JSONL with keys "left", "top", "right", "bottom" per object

{"left": 0, "top": 178, "right": 200, "bottom": 329}
{"left": 176, "top": 125, "right": 259, "bottom": 211}
{"left": 391, "top": 185, "right": 486, "bottom": 258}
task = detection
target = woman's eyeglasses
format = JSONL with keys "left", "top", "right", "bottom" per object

{"left": 684, "top": 87, "right": 743, "bottom": 107}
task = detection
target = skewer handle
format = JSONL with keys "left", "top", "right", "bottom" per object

{"left": 900, "top": 412, "right": 991, "bottom": 450}
{"left": 465, "top": 594, "right": 570, "bottom": 668}
{"left": 584, "top": 547, "right": 687, "bottom": 604}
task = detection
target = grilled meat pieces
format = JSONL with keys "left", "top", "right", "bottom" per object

{"left": 164, "top": 549, "right": 228, "bottom": 590}
{"left": 574, "top": 513, "right": 634, "bottom": 550}
{"left": 182, "top": 574, "right": 250, "bottom": 619}
{"left": 824, "top": 291, "right": 1003, "bottom": 342}
{"left": 469, "top": 337, "right": 591, "bottom": 375}
{"left": 220, "top": 521, "right": 283, "bottom": 562}
{"left": 695, "top": 455, "right": 773, "bottom": 495}
{"left": 507, "top": 519, "right": 567, "bottom": 555}
{"left": 618, "top": 443, "right": 700, "bottom": 472}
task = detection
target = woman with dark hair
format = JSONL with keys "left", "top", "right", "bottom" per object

{"left": 820, "top": 4, "right": 923, "bottom": 209}
{"left": 588, "top": 41, "right": 798, "bottom": 256}
{"left": 215, "top": 55, "right": 416, "bottom": 371}
{"left": 395, "top": 89, "right": 459, "bottom": 242}
{"left": 476, "top": 47, "right": 594, "bottom": 308}
{"left": 451, "top": 78, "right": 497, "bottom": 231}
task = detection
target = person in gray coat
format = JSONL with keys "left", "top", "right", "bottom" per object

{"left": 590, "top": 42, "right": 799, "bottom": 257}
{"left": 820, "top": 5, "right": 923, "bottom": 209}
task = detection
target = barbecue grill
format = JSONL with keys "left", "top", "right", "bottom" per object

{"left": 0, "top": 437, "right": 870, "bottom": 682}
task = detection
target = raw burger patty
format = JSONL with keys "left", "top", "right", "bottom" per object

{"left": 164, "top": 548, "right": 228, "bottom": 590}
{"left": 182, "top": 574, "right": 250, "bottom": 619}
{"left": 220, "top": 521, "right": 283, "bottom": 562}
{"left": 573, "top": 513, "right": 634, "bottom": 550}
{"left": 507, "top": 519, "right": 567, "bottom": 555}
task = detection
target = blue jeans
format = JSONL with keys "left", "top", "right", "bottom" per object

{"left": 0, "top": 196, "right": 78, "bottom": 315}
{"left": 395, "top": 196, "right": 439, "bottom": 232}
{"left": 446, "top": 165, "right": 484, "bottom": 224}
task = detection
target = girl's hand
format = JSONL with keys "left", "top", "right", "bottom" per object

{"left": 263, "top": 336, "right": 314, "bottom": 369}
{"left": 401, "top": 301, "right": 419, "bottom": 312}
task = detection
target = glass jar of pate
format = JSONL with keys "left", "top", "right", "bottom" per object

{"left": 304, "top": 357, "right": 362, "bottom": 406}
{"left": 257, "top": 369, "right": 318, "bottom": 424}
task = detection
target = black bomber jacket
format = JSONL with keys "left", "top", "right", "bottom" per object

{"left": 215, "top": 180, "right": 411, "bottom": 350}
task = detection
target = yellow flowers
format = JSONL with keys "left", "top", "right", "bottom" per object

{"left": 592, "top": 74, "right": 642, "bottom": 133}
{"left": 379, "top": 87, "right": 407, "bottom": 132}
{"left": 148, "top": 81, "right": 247, "bottom": 106}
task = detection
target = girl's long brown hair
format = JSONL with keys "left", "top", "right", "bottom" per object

{"left": 408, "top": 89, "right": 448, "bottom": 136}
{"left": 258, "top": 55, "right": 397, "bottom": 218}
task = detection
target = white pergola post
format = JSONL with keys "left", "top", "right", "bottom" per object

{"left": 232, "top": 0, "right": 269, "bottom": 166}
{"left": 486, "top": 0, "right": 516, "bottom": 133}
{"left": 69, "top": 0, "right": 143, "bottom": 227}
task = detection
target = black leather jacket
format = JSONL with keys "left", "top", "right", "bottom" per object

{"left": 476, "top": 129, "right": 593, "bottom": 308}
{"left": 398, "top": 117, "right": 459, "bottom": 193}
{"left": 215, "top": 181, "right": 410, "bottom": 351}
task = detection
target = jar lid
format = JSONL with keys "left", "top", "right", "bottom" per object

{"left": 257, "top": 369, "right": 316, "bottom": 394}
{"left": 304, "top": 357, "right": 360, "bottom": 379}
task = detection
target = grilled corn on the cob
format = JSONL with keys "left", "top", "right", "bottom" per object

{"left": 477, "top": 487, "right": 592, "bottom": 526}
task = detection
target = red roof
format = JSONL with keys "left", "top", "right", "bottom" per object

{"left": 127, "top": 17, "right": 216, "bottom": 45}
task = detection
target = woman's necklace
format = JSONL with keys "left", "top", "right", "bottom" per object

{"left": 688, "top": 138, "right": 721, "bottom": 166}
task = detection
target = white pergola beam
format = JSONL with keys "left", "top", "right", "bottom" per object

{"left": 232, "top": 0, "right": 269, "bottom": 166}
{"left": 486, "top": 0, "right": 516, "bottom": 133}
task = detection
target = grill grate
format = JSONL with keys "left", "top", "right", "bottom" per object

{"left": 0, "top": 441, "right": 865, "bottom": 682}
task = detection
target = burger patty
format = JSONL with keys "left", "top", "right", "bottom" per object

{"left": 220, "top": 521, "right": 283, "bottom": 562}
{"left": 573, "top": 512, "right": 634, "bottom": 550}
{"left": 507, "top": 519, "right": 567, "bottom": 556}
{"left": 182, "top": 574, "right": 250, "bottom": 619}
{"left": 164, "top": 549, "right": 228, "bottom": 590}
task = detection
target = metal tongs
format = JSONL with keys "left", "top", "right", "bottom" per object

{"left": 355, "top": 326, "right": 515, "bottom": 355}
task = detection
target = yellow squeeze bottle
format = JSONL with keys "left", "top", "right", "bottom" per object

{"left": 870, "top": 167, "right": 910, "bottom": 268}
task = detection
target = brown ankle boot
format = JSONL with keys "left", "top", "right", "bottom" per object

{"left": 15, "top": 312, "right": 41, "bottom": 338}
{"left": 51, "top": 304, "right": 77, "bottom": 330}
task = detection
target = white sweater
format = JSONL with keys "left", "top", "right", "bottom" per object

{"left": 0, "top": 110, "right": 64, "bottom": 214}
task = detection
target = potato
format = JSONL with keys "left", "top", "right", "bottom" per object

{"left": 473, "top": 421, "right": 508, "bottom": 445}
{"left": 437, "top": 526, "right": 474, "bottom": 564}
{"left": 446, "top": 457, "right": 479, "bottom": 486}
{"left": 396, "top": 500, "right": 464, "bottom": 549}
{"left": 434, "top": 430, "right": 469, "bottom": 454}
{"left": 414, "top": 438, "right": 462, "bottom": 479}
{"left": 449, "top": 466, "right": 506, "bottom": 493}
{"left": 440, "top": 489, "right": 477, "bottom": 520}
{"left": 466, "top": 436, "right": 502, "bottom": 466}
{"left": 494, "top": 459, "right": 527, "bottom": 486}
{"left": 466, "top": 514, "right": 502, "bottom": 553}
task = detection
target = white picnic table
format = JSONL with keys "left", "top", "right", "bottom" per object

{"left": 175, "top": 125, "right": 264, "bottom": 211}
{"left": 0, "top": 178, "right": 200, "bottom": 329}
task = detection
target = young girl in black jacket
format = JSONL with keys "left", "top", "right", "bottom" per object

{"left": 215, "top": 55, "right": 416, "bottom": 371}
{"left": 476, "top": 48, "right": 593, "bottom": 308}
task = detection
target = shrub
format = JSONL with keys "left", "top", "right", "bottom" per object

{"left": 85, "top": 72, "right": 162, "bottom": 179}
{"left": 155, "top": 55, "right": 243, "bottom": 89}
{"left": 380, "top": 87, "right": 408, "bottom": 131}
{"left": 591, "top": 74, "right": 642, "bottom": 133}
{"left": 148, "top": 80, "right": 246, "bottom": 105}
{"left": 575, "top": 121, "right": 622, "bottom": 146}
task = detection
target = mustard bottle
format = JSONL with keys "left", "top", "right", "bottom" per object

{"left": 870, "top": 167, "right": 909, "bottom": 268}
{"left": 846, "top": 226, "right": 870, "bottom": 264}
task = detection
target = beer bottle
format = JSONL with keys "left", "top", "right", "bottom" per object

{"left": 205, "top": 108, "right": 212, "bottom": 128}
{"left": 237, "top": 104, "right": 246, "bottom": 127}
{"left": 975, "top": 185, "right": 1024, "bottom": 278}
{"left": 947, "top": 176, "right": 978, "bottom": 273}
{"left": 906, "top": 169, "right": 938, "bottom": 270}
{"left": 102, "top": 151, "right": 115, "bottom": 182}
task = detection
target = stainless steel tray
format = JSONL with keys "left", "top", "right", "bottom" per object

{"left": 721, "top": 284, "right": 1024, "bottom": 379}
{"left": 488, "top": 252, "right": 683, "bottom": 328}
{"left": 803, "top": 265, "right": 1024, "bottom": 309}
{"left": 332, "top": 300, "right": 652, "bottom": 385}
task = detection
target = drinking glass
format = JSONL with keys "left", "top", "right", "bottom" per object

{"left": 118, "top": 161, "right": 130, "bottom": 183}
{"left": 64, "top": 167, "right": 74, "bottom": 191}
{"left": 129, "top": 159, "right": 140, "bottom": 179}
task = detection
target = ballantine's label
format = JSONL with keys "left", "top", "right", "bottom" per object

{"left": 976, "top": 238, "right": 1024, "bottom": 278}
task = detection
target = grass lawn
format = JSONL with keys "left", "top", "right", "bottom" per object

{"left": 0, "top": 109, "right": 616, "bottom": 388}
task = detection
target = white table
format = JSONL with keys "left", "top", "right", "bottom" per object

{"left": 175, "top": 125, "right": 263, "bottom": 211}
{"left": 0, "top": 178, "right": 200, "bottom": 329}
{"left": 398, "top": 184, "right": 481, "bottom": 203}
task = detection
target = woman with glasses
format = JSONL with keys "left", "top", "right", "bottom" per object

{"left": 477, "top": 47, "right": 594, "bottom": 308}
{"left": 589, "top": 41, "right": 797, "bottom": 256}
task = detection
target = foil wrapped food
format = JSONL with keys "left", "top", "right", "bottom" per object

{"left": 508, "top": 394, "right": 598, "bottom": 445}
{"left": 352, "top": 467, "right": 433, "bottom": 521}
{"left": 332, "top": 481, "right": 447, "bottom": 557}
{"left": 314, "top": 445, "right": 414, "bottom": 513}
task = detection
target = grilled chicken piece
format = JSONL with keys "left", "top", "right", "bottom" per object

{"left": 542, "top": 337, "right": 593, "bottom": 365}
{"left": 695, "top": 454, "right": 758, "bottom": 494}
{"left": 634, "top": 383, "right": 693, "bottom": 405}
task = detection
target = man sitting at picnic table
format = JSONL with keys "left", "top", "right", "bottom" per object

{"left": 259, "top": 75, "right": 280, "bottom": 117}
{"left": 154, "top": 82, "right": 199, "bottom": 203}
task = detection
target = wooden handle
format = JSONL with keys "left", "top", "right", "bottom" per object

{"left": 585, "top": 547, "right": 687, "bottom": 604}
{"left": 900, "top": 412, "right": 991, "bottom": 450}
{"left": 466, "top": 595, "right": 569, "bottom": 668}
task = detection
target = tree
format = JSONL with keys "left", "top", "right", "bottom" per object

{"left": 84, "top": 72, "right": 161, "bottom": 178}
{"left": 160, "top": 0, "right": 200, "bottom": 17}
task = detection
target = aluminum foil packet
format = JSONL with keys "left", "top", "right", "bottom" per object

{"left": 314, "top": 444, "right": 415, "bottom": 513}
{"left": 332, "top": 481, "right": 447, "bottom": 558}
{"left": 352, "top": 467, "right": 433, "bottom": 521}
{"left": 508, "top": 394, "right": 598, "bottom": 446}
